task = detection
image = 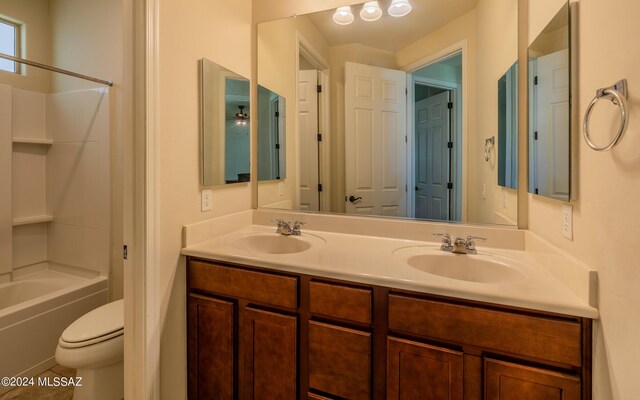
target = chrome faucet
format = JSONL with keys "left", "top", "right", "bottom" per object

{"left": 433, "top": 233, "right": 453, "bottom": 252}
{"left": 451, "top": 235, "right": 487, "bottom": 255}
{"left": 275, "top": 219, "right": 305, "bottom": 236}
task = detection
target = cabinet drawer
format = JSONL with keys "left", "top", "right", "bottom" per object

{"left": 309, "top": 321, "right": 371, "bottom": 400}
{"left": 310, "top": 281, "right": 372, "bottom": 324}
{"left": 388, "top": 294, "right": 582, "bottom": 366}
{"left": 189, "top": 260, "right": 298, "bottom": 309}
{"left": 484, "top": 358, "right": 580, "bottom": 400}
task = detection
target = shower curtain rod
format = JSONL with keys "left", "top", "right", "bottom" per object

{"left": 0, "top": 53, "right": 113, "bottom": 87}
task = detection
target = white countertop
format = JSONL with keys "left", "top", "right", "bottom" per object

{"left": 182, "top": 224, "right": 599, "bottom": 319}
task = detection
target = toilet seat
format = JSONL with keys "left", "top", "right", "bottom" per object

{"left": 59, "top": 299, "right": 124, "bottom": 349}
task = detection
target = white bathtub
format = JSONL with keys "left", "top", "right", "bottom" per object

{"left": 0, "top": 265, "right": 108, "bottom": 395}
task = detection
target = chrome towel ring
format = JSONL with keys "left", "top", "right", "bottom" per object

{"left": 583, "top": 79, "right": 629, "bottom": 151}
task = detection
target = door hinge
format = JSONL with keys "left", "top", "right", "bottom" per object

{"left": 447, "top": 141, "right": 453, "bottom": 149}
{"left": 405, "top": 135, "right": 407, "bottom": 143}
{"left": 318, "top": 184, "right": 323, "bottom": 192}
{"left": 534, "top": 76, "right": 538, "bottom": 85}
{"left": 275, "top": 143, "right": 280, "bottom": 149}
{"left": 317, "top": 84, "right": 322, "bottom": 93}
{"left": 535, "top": 188, "right": 539, "bottom": 194}
{"left": 447, "top": 102, "right": 453, "bottom": 109}
{"left": 275, "top": 111, "right": 280, "bottom": 117}
{"left": 534, "top": 131, "right": 538, "bottom": 140}
{"left": 317, "top": 133, "right": 322, "bottom": 142}
{"left": 447, "top": 182, "right": 453, "bottom": 190}
{"left": 123, "top": 245, "right": 128, "bottom": 260}
{"left": 405, "top": 88, "right": 408, "bottom": 95}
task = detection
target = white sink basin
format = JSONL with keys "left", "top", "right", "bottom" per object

{"left": 394, "top": 247, "right": 527, "bottom": 285}
{"left": 231, "top": 233, "right": 325, "bottom": 255}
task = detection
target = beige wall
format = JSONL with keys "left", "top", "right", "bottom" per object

{"left": 158, "top": 0, "right": 252, "bottom": 398}
{"left": 527, "top": 1, "right": 640, "bottom": 398}
{"left": 0, "top": 0, "right": 50, "bottom": 92}
{"left": 474, "top": 0, "right": 518, "bottom": 225}
{"left": 257, "top": 15, "right": 330, "bottom": 209}
{"left": 49, "top": 0, "right": 124, "bottom": 300}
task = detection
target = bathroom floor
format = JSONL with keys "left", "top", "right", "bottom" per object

{"left": 0, "top": 365, "right": 76, "bottom": 400}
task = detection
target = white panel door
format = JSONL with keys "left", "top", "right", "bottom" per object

{"left": 414, "top": 91, "right": 451, "bottom": 220}
{"left": 345, "top": 62, "right": 407, "bottom": 216}
{"left": 535, "top": 49, "right": 569, "bottom": 200}
{"left": 298, "top": 69, "right": 319, "bottom": 211}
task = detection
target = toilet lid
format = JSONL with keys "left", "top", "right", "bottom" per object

{"left": 61, "top": 299, "right": 124, "bottom": 345}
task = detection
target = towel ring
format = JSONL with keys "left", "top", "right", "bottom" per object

{"left": 583, "top": 79, "right": 629, "bottom": 152}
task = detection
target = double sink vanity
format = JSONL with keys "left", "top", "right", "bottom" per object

{"left": 182, "top": 210, "right": 597, "bottom": 400}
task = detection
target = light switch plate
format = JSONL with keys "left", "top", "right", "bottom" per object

{"left": 201, "top": 189, "right": 212, "bottom": 212}
{"left": 562, "top": 204, "right": 573, "bottom": 240}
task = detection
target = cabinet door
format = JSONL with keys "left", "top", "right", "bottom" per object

{"left": 188, "top": 294, "right": 234, "bottom": 400}
{"left": 242, "top": 307, "right": 297, "bottom": 400}
{"left": 485, "top": 359, "right": 580, "bottom": 400}
{"left": 309, "top": 321, "right": 372, "bottom": 400}
{"left": 387, "top": 337, "right": 463, "bottom": 400}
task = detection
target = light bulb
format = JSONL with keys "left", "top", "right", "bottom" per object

{"left": 333, "top": 6, "right": 354, "bottom": 25}
{"left": 388, "top": 0, "right": 412, "bottom": 17}
{"left": 360, "top": 1, "right": 382, "bottom": 22}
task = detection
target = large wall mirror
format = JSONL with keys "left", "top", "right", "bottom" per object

{"left": 528, "top": 2, "right": 571, "bottom": 201}
{"left": 257, "top": 0, "right": 518, "bottom": 225}
{"left": 200, "top": 58, "right": 250, "bottom": 187}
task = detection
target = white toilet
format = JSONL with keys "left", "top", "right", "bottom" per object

{"left": 55, "top": 299, "right": 124, "bottom": 400}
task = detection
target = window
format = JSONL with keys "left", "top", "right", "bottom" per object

{"left": 0, "top": 18, "right": 19, "bottom": 73}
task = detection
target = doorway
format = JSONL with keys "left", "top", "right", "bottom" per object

{"left": 410, "top": 52, "right": 462, "bottom": 221}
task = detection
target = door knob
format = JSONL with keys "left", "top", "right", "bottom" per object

{"left": 348, "top": 195, "right": 362, "bottom": 203}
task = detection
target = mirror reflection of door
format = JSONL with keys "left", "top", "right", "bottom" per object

{"left": 412, "top": 53, "right": 462, "bottom": 221}
{"left": 415, "top": 90, "right": 451, "bottom": 220}
{"left": 344, "top": 62, "right": 407, "bottom": 217}
{"left": 531, "top": 49, "right": 569, "bottom": 200}
{"left": 298, "top": 69, "right": 320, "bottom": 211}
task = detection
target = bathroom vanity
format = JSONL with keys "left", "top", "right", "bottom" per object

{"left": 183, "top": 216, "right": 596, "bottom": 400}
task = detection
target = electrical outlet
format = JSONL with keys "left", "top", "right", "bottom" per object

{"left": 482, "top": 184, "right": 486, "bottom": 200}
{"left": 503, "top": 190, "right": 508, "bottom": 209}
{"left": 201, "top": 189, "right": 212, "bottom": 212}
{"left": 562, "top": 204, "right": 573, "bottom": 240}
{"left": 278, "top": 181, "right": 285, "bottom": 196}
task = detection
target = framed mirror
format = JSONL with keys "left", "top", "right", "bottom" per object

{"left": 200, "top": 58, "right": 250, "bottom": 187}
{"left": 498, "top": 61, "right": 518, "bottom": 190}
{"left": 258, "top": 85, "right": 287, "bottom": 181}
{"left": 257, "top": 0, "right": 518, "bottom": 225}
{"left": 528, "top": 2, "right": 571, "bottom": 201}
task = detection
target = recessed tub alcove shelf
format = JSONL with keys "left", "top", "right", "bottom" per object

{"left": 12, "top": 138, "right": 53, "bottom": 145}
{"left": 12, "top": 215, "right": 54, "bottom": 226}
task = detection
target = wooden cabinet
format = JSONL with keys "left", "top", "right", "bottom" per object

{"left": 309, "top": 321, "right": 372, "bottom": 399}
{"left": 187, "top": 258, "right": 592, "bottom": 400}
{"left": 187, "top": 294, "right": 234, "bottom": 400}
{"left": 242, "top": 307, "right": 297, "bottom": 400}
{"left": 387, "top": 337, "right": 463, "bottom": 400}
{"left": 485, "top": 359, "right": 580, "bottom": 400}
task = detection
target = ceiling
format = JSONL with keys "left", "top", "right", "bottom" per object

{"left": 307, "top": 0, "right": 479, "bottom": 53}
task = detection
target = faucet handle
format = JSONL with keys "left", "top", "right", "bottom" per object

{"left": 465, "top": 235, "right": 486, "bottom": 252}
{"left": 291, "top": 221, "right": 305, "bottom": 235}
{"left": 433, "top": 233, "right": 453, "bottom": 251}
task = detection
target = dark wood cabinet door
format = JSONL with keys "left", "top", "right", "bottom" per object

{"left": 242, "top": 307, "right": 297, "bottom": 400}
{"left": 387, "top": 337, "right": 463, "bottom": 400}
{"left": 308, "top": 321, "right": 372, "bottom": 400}
{"left": 485, "top": 359, "right": 580, "bottom": 400}
{"left": 188, "top": 294, "right": 234, "bottom": 400}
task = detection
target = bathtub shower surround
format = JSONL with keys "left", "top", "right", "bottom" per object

{"left": 0, "top": 84, "right": 111, "bottom": 393}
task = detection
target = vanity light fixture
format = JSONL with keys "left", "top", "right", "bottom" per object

{"left": 360, "top": 1, "right": 383, "bottom": 22}
{"left": 388, "top": 0, "right": 412, "bottom": 17}
{"left": 333, "top": 6, "right": 355, "bottom": 25}
{"left": 235, "top": 105, "right": 248, "bottom": 126}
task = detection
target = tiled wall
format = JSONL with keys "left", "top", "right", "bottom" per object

{"left": 48, "top": 88, "right": 110, "bottom": 275}
{"left": 1, "top": 86, "right": 110, "bottom": 277}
